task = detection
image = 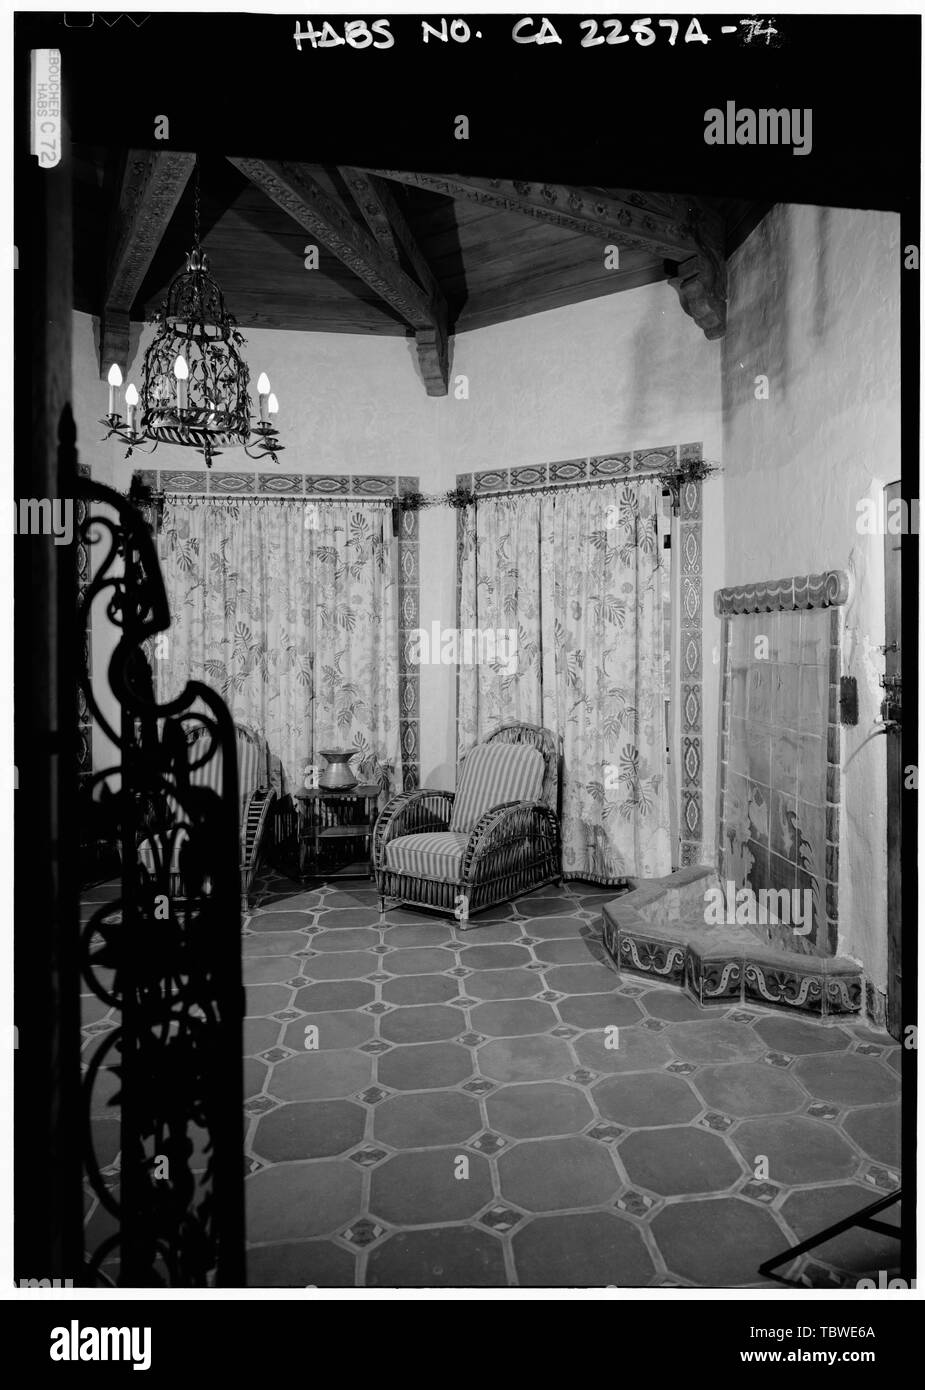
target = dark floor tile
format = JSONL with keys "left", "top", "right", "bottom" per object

{"left": 512, "top": 1211, "right": 655, "bottom": 1287}
{"left": 558, "top": 994, "right": 644, "bottom": 1030}
{"left": 515, "top": 896, "right": 579, "bottom": 916}
{"left": 454, "top": 921, "right": 525, "bottom": 944}
{"left": 374, "top": 1090, "right": 482, "bottom": 1148}
{"left": 244, "top": 1057, "right": 268, "bottom": 1099}
{"left": 261, "top": 891, "right": 324, "bottom": 911}
{"left": 465, "top": 968, "right": 544, "bottom": 1001}
{"left": 843, "top": 1105, "right": 901, "bottom": 1167}
{"left": 245, "top": 984, "right": 292, "bottom": 1016}
{"left": 575, "top": 1027, "right": 674, "bottom": 1074}
{"left": 380, "top": 1005, "right": 465, "bottom": 1045}
{"left": 469, "top": 999, "right": 559, "bottom": 1037}
{"left": 794, "top": 1054, "right": 901, "bottom": 1107}
{"left": 252, "top": 1099, "right": 366, "bottom": 1161}
{"left": 477, "top": 1034, "right": 574, "bottom": 1083}
{"left": 269, "top": 1050, "right": 373, "bottom": 1102}
{"left": 732, "top": 1115, "right": 858, "bottom": 1184}
{"left": 384, "top": 946, "right": 457, "bottom": 976}
{"left": 781, "top": 1184, "right": 902, "bottom": 1277}
{"left": 695, "top": 1063, "right": 804, "bottom": 1117}
{"left": 754, "top": 1015, "right": 852, "bottom": 1054}
{"left": 247, "top": 1238, "right": 356, "bottom": 1287}
{"left": 311, "top": 928, "right": 380, "bottom": 953}
{"left": 643, "top": 990, "right": 713, "bottom": 1022}
{"left": 487, "top": 1082, "right": 593, "bottom": 1138}
{"left": 544, "top": 963, "right": 619, "bottom": 995}
{"left": 243, "top": 955, "right": 301, "bottom": 985}
{"left": 377, "top": 1042, "right": 473, "bottom": 1091}
{"left": 523, "top": 916, "right": 588, "bottom": 940}
{"left": 244, "top": 1018, "right": 281, "bottom": 1056}
{"left": 621, "top": 1126, "right": 743, "bottom": 1195}
{"left": 293, "top": 981, "right": 375, "bottom": 1013}
{"left": 667, "top": 1019, "right": 767, "bottom": 1064}
{"left": 531, "top": 938, "right": 608, "bottom": 966}
{"left": 301, "top": 950, "right": 378, "bottom": 981}
{"left": 246, "top": 1160, "right": 363, "bottom": 1242}
{"left": 315, "top": 908, "right": 381, "bottom": 929}
{"left": 458, "top": 943, "right": 533, "bottom": 970}
{"left": 322, "top": 888, "right": 379, "bottom": 908}
{"left": 385, "top": 922, "right": 454, "bottom": 948}
{"left": 283, "top": 1010, "right": 375, "bottom": 1051}
{"left": 369, "top": 1148, "right": 492, "bottom": 1223}
{"left": 651, "top": 1197, "right": 784, "bottom": 1286}
{"left": 243, "top": 932, "right": 307, "bottom": 958}
{"left": 498, "top": 1136, "right": 620, "bottom": 1211}
{"left": 248, "top": 911, "right": 312, "bottom": 933}
{"left": 593, "top": 1072, "right": 701, "bottom": 1127}
{"left": 366, "top": 1225, "right": 507, "bottom": 1287}
{"left": 380, "top": 974, "right": 459, "bottom": 1005}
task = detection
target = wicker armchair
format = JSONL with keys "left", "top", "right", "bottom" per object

{"left": 373, "top": 721, "right": 561, "bottom": 926}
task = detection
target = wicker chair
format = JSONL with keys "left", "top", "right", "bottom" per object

{"left": 138, "top": 721, "right": 276, "bottom": 912}
{"left": 373, "top": 721, "right": 562, "bottom": 926}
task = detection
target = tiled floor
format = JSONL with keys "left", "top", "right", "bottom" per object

{"left": 81, "top": 875, "right": 902, "bottom": 1288}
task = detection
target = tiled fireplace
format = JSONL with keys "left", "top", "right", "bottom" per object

{"left": 715, "top": 572, "right": 849, "bottom": 959}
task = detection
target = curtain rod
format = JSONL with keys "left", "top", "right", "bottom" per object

{"left": 158, "top": 492, "right": 394, "bottom": 504}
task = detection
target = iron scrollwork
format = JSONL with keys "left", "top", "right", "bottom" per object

{"left": 78, "top": 479, "right": 245, "bottom": 1286}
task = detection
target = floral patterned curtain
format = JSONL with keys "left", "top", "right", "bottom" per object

{"left": 458, "top": 480, "right": 671, "bottom": 882}
{"left": 156, "top": 496, "right": 401, "bottom": 796}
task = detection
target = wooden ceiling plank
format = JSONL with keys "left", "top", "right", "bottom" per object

{"left": 100, "top": 149, "right": 196, "bottom": 376}
{"left": 227, "top": 157, "right": 448, "bottom": 394}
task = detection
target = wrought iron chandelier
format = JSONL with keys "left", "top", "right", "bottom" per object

{"left": 102, "top": 160, "right": 283, "bottom": 469}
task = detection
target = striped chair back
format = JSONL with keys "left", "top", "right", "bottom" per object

{"left": 188, "top": 722, "right": 266, "bottom": 809}
{"left": 450, "top": 739, "right": 544, "bottom": 834}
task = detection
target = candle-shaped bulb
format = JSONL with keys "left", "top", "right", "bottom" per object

{"left": 267, "top": 392, "right": 279, "bottom": 416}
{"left": 107, "top": 362, "right": 123, "bottom": 417}
{"left": 125, "top": 382, "right": 139, "bottom": 433}
{"left": 257, "top": 371, "right": 270, "bottom": 422}
{"left": 174, "top": 355, "right": 189, "bottom": 411}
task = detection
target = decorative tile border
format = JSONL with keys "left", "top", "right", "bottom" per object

{"left": 458, "top": 444, "right": 704, "bottom": 869}
{"left": 133, "top": 469, "right": 420, "bottom": 792}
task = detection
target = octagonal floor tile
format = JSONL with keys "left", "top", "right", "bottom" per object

{"left": 385, "top": 947, "right": 457, "bottom": 976}
{"left": 248, "top": 911, "right": 312, "bottom": 933}
{"left": 300, "top": 951, "right": 378, "bottom": 981}
{"left": 524, "top": 916, "right": 588, "bottom": 940}
{"left": 558, "top": 994, "right": 644, "bottom": 1030}
{"left": 243, "top": 955, "right": 301, "bottom": 985}
{"left": 258, "top": 890, "right": 323, "bottom": 911}
{"left": 458, "top": 943, "right": 533, "bottom": 970}
{"left": 794, "top": 1054, "right": 900, "bottom": 1107}
{"left": 694, "top": 1062, "right": 804, "bottom": 1117}
{"left": 247, "top": 1238, "right": 356, "bottom": 1288}
{"left": 514, "top": 896, "right": 578, "bottom": 917}
{"left": 244, "top": 1018, "right": 282, "bottom": 1056}
{"left": 621, "top": 1125, "right": 743, "bottom": 1195}
{"left": 366, "top": 1225, "right": 507, "bottom": 1287}
{"left": 842, "top": 1104, "right": 901, "bottom": 1167}
{"left": 754, "top": 1015, "right": 852, "bottom": 1054}
{"left": 732, "top": 1115, "right": 858, "bottom": 1184}
{"left": 575, "top": 1027, "right": 674, "bottom": 1074}
{"left": 512, "top": 1211, "right": 656, "bottom": 1287}
{"left": 780, "top": 1184, "right": 902, "bottom": 1277}
{"left": 315, "top": 907, "right": 380, "bottom": 929}
{"left": 531, "top": 938, "right": 608, "bottom": 966}
{"left": 379, "top": 1005, "right": 465, "bottom": 1045}
{"left": 477, "top": 1034, "right": 574, "bottom": 1083}
{"left": 544, "top": 963, "right": 619, "bottom": 995}
{"left": 384, "top": 922, "right": 454, "bottom": 948}
{"left": 465, "top": 969, "right": 544, "bottom": 1001}
{"left": 269, "top": 1050, "right": 373, "bottom": 1102}
{"left": 380, "top": 974, "right": 459, "bottom": 1005}
{"left": 312, "top": 928, "right": 380, "bottom": 953}
{"left": 243, "top": 932, "right": 307, "bottom": 958}
{"left": 374, "top": 1090, "right": 482, "bottom": 1149}
{"left": 455, "top": 921, "right": 524, "bottom": 944}
{"left": 642, "top": 990, "right": 713, "bottom": 1023}
{"left": 377, "top": 1042, "right": 473, "bottom": 1091}
{"left": 245, "top": 984, "right": 292, "bottom": 1017}
{"left": 487, "top": 1082, "right": 593, "bottom": 1138}
{"left": 667, "top": 1019, "right": 766, "bottom": 1064}
{"left": 469, "top": 999, "right": 559, "bottom": 1037}
{"left": 293, "top": 981, "right": 375, "bottom": 1013}
{"left": 246, "top": 1160, "right": 362, "bottom": 1243}
{"left": 243, "top": 1057, "right": 268, "bottom": 1099}
{"left": 498, "top": 1136, "right": 620, "bottom": 1212}
{"left": 593, "top": 1071, "right": 701, "bottom": 1127}
{"left": 369, "top": 1148, "right": 492, "bottom": 1223}
{"left": 252, "top": 1099, "right": 366, "bottom": 1162}
{"left": 283, "top": 1010, "right": 375, "bottom": 1052}
{"left": 651, "top": 1197, "right": 783, "bottom": 1286}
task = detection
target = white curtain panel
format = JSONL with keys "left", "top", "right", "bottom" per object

{"left": 156, "top": 495, "right": 402, "bottom": 796}
{"left": 458, "top": 480, "right": 672, "bottom": 882}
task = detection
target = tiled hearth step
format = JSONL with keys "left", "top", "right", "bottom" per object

{"left": 601, "top": 867, "right": 862, "bottom": 1020}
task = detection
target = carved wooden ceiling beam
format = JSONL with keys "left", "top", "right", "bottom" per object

{"left": 228, "top": 157, "right": 448, "bottom": 395}
{"left": 667, "top": 197, "right": 727, "bottom": 340}
{"left": 100, "top": 150, "right": 196, "bottom": 377}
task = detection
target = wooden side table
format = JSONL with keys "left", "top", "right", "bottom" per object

{"left": 294, "top": 784, "right": 381, "bottom": 880}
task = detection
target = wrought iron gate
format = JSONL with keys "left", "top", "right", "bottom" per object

{"left": 78, "top": 479, "right": 245, "bottom": 1286}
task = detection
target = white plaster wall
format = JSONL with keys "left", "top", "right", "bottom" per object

{"left": 721, "top": 204, "right": 900, "bottom": 993}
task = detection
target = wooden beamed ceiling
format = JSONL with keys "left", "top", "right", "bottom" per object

{"left": 80, "top": 148, "right": 762, "bottom": 395}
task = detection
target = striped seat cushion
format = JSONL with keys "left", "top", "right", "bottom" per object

{"left": 450, "top": 741, "right": 544, "bottom": 834}
{"left": 385, "top": 832, "right": 469, "bottom": 882}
